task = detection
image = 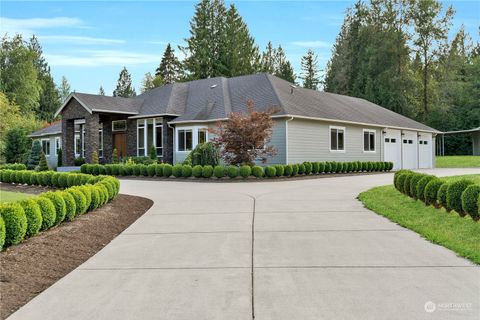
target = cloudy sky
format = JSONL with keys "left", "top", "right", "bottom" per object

{"left": 2, "top": 0, "right": 479, "bottom": 94}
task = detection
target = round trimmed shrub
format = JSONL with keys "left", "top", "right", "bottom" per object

{"left": 0, "top": 203, "right": 27, "bottom": 246}
{"left": 98, "top": 181, "right": 114, "bottom": 200}
{"left": 74, "top": 174, "right": 83, "bottom": 186}
{"left": 41, "top": 192, "right": 67, "bottom": 225}
{"left": 147, "top": 164, "right": 156, "bottom": 177}
{"left": 67, "top": 189, "right": 87, "bottom": 216}
{"left": 98, "top": 165, "right": 107, "bottom": 175}
{"left": 0, "top": 216, "right": 5, "bottom": 250}
{"left": 409, "top": 173, "right": 426, "bottom": 199}
{"left": 67, "top": 174, "right": 76, "bottom": 187}
{"left": 119, "top": 165, "right": 126, "bottom": 176}
{"left": 337, "top": 162, "right": 344, "bottom": 173}
{"left": 19, "top": 199, "right": 42, "bottom": 237}
{"left": 352, "top": 162, "right": 358, "bottom": 172}
{"left": 89, "top": 186, "right": 101, "bottom": 210}
{"left": 14, "top": 171, "right": 23, "bottom": 184}
{"left": 284, "top": 165, "right": 293, "bottom": 176}
{"left": 311, "top": 162, "right": 319, "bottom": 174}
{"left": 172, "top": 164, "right": 183, "bottom": 178}
{"left": 297, "top": 163, "right": 305, "bottom": 175}
{"left": 239, "top": 165, "right": 251, "bottom": 178}
{"left": 324, "top": 162, "right": 331, "bottom": 173}
{"left": 274, "top": 165, "right": 284, "bottom": 176}
{"left": 304, "top": 162, "right": 312, "bottom": 175}
{"left": 140, "top": 164, "right": 149, "bottom": 177}
{"left": 51, "top": 172, "right": 60, "bottom": 188}
{"left": 415, "top": 175, "right": 435, "bottom": 202}
{"left": 34, "top": 197, "right": 56, "bottom": 230}
{"left": 227, "top": 166, "right": 239, "bottom": 178}
{"left": 60, "top": 191, "right": 76, "bottom": 221}
{"left": 182, "top": 165, "right": 193, "bottom": 177}
{"left": 163, "top": 164, "right": 173, "bottom": 177}
{"left": 424, "top": 178, "right": 444, "bottom": 207}
{"left": 112, "top": 164, "right": 120, "bottom": 176}
{"left": 292, "top": 164, "right": 299, "bottom": 176}
{"left": 22, "top": 171, "right": 32, "bottom": 185}
{"left": 133, "top": 164, "right": 142, "bottom": 176}
{"left": 264, "top": 166, "right": 276, "bottom": 177}
{"left": 318, "top": 162, "right": 325, "bottom": 173}
{"left": 155, "top": 164, "right": 164, "bottom": 177}
{"left": 96, "top": 185, "right": 108, "bottom": 206}
{"left": 75, "top": 186, "right": 93, "bottom": 210}
{"left": 396, "top": 172, "right": 408, "bottom": 194}
{"left": 394, "top": 170, "right": 410, "bottom": 190}
{"left": 403, "top": 173, "right": 414, "bottom": 195}
{"left": 461, "top": 185, "right": 480, "bottom": 221}
{"left": 124, "top": 165, "right": 134, "bottom": 176}
{"left": 437, "top": 183, "right": 450, "bottom": 210}
{"left": 202, "top": 165, "right": 213, "bottom": 178}
{"left": 213, "top": 166, "right": 226, "bottom": 178}
{"left": 80, "top": 164, "right": 88, "bottom": 174}
{"left": 58, "top": 174, "right": 68, "bottom": 188}
{"left": 104, "top": 165, "right": 112, "bottom": 175}
{"left": 252, "top": 166, "right": 264, "bottom": 178}
{"left": 192, "top": 165, "right": 203, "bottom": 178}
{"left": 446, "top": 179, "right": 474, "bottom": 216}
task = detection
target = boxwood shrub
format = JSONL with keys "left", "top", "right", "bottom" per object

{"left": 437, "top": 183, "right": 450, "bottom": 210}
{"left": 252, "top": 166, "right": 264, "bottom": 178}
{"left": 446, "top": 179, "right": 474, "bottom": 216}
{"left": 265, "top": 166, "right": 276, "bottom": 177}
{"left": 19, "top": 199, "right": 42, "bottom": 237}
{"left": 227, "top": 166, "right": 239, "bottom": 178}
{"left": 74, "top": 186, "right": 93, "bottom": 210}
{"left": 163, "top": 164, "right": 173, "bottom": 177}
{"left": 239, "top": 165, "right": 251, "bottom": 178}
{"left": 297, "top": 163, "right": 305, "bottom": 175}
{"left": 284, "top": 165, "right": 293, "bottom": 176}
{"left": 292, "top": 164, "right": 299, "bottom": 176}
{"left": 0, "top": 216, "right": 5, "bottom": 250}
{"left": 415, "top": 175, "right": 435, "bottom": 202}
{"left": 41, "top": 192, "right": 67, "bottom": 225}
{"left": 155, "top": 164, "right": 164, "bottom": 176}
{"left": 409, "top": 173, "right": 426, "bottom": 200}
{"left": 403, "top": 172, "right": 414, "bottom": 195}
{"left": 213, "top": 166, "right": 226, "bottom": 178}
{"left": 192, "top": 165, "right": 203, "bottom": 178}
{"left": 34, "top": 197, "right": 56, "bottom": 231}
{"left": 202, "top": 165, "right": 213, "bottom": 178}
{"left": 60, "top": 191, "right": 76, "bottom": 221}
{"left": 424, "top": 178, "right": 444, "bottom": 207}
{"left": 461, "top": 185, "right": 480, "bottom": 221}
{"left": 147, "top": 164, "right": 156, "bottom": 177}
{"left": 304, "top": 162, "right": 312, "bottom": 175}
{"left": 0, "top": 203, "right": 27, "bottom": 246}
{"left": 67, "top": 189, "right": 87, "bottom": 216}
{"left": 274, "top": 165, "right": 284, "bottom": 176}
{"left": 318, "top": 162, "right": 325, "bottom": 173}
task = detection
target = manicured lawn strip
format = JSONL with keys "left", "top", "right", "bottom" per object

{"left": 0, "top": 190, "right": 34, "bottom": 203}
{"left": 436, "top": 156, "right": 480, "bottom": 168}
{"left": 441, "top": 174, "right": 480, "bottom": 184}
{"left": 359, "top": 185, "right": 480, "bottom": 264}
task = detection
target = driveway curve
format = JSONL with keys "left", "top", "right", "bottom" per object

{"left": 8, "top": 168, "right": 480, "bottom": 320}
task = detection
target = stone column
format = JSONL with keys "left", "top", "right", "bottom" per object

{"left": 84, "top": 113, "right": 99, "bottom": 164}
{"left": 102, "top": 120, "right": 112, "bottom": 164}
{"left": 126, "top": 119, "right": 137, "bottom": 157}
{"left": 162, "top": 117, "right": 174, "bottom": 164}
{"left": 62, "top": 119, "right": 75, "bottom": 166}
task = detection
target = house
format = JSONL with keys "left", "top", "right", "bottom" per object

{"left": 29, "top": 121, "right": 62, "bottom": 168}
{"left": 31, "top": 73, "right": 439, "bottom": 169}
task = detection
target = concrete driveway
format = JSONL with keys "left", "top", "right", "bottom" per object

{"left": 9, "top": 168, "right": 479, "bottom": 320}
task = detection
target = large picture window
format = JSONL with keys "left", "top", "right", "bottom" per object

{"left": 363, "top": 129, "right": 376, "bottom": 152}
{"left": 177, "top": 129, "right": 193, "bottom": 152}
{"left": 41, "top": 139, "right": 50, "bottom": 156}
{"left": 74, "top": 121, "right": 85, "bottom": 158}
{"left": 176, "top": 126, "right": 209, "bottom": 152}
{"left": 330, "top": 126, "right": 345, "bottom": 151}
{"left": 137, "top": 118, "right": 163, "bottom": 157}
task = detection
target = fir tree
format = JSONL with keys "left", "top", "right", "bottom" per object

{"left": 27, "top": 140, "right": 42, "bottom": 170}
{"left": 149, "top": 145, "right": 157, "bottom": 160}
{"left": 274, "top": 46, "right": 296, "bottom": 83}
{"left": 99, "top": 86, "right": 105, "bottom": 95}
{"left": 113, "top": 67, "right": 136, "bottom": 97}
{"left": 300, "top": 49, "right": 320, "bottom": 90}
{"left": 59, "top": 76, "right": 71, "bottom": 102}
{"left": 5, "top": 127, "right": 30, "bottom": 164}
{"left": 260, "top": 42, "right": 276, "bottom": 74}
{"left": 57, "top": 148, "right": 62, "bottom": 167}
{"left": 155, "top": 43, "right": 181, "bottom": 83}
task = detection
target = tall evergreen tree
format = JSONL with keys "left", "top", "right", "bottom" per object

{"left": 156, "top": 43, "right": 181, "bottom": 84}
{"left": 300, "top": 49, "right": 320, "bottom": 90}
{"left": 99, "top": 86, "right": 105, "bottom": 95}
{"left": 274, "top": 45, "right": 296, "bottom": 83}
{"left": 260, "top": 41, "right": 276, "bottom": 74}
{"left": 59, "top": 76, "right": 71, "bottom": 102}
{"left": 113, "top": 67, "right": 136, "bottom": 97}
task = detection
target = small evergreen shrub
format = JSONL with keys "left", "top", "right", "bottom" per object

{"left": 446, "top": 179, "right": 474, "bottom": 216}
{"left": 67, "top": 189, "right": 87, "bottom": 216}
{"left": 297, "top": 163, "right": 305, "bottom": 175}
{"left": 133, "top": 164, "right": 142, "bottom": 176}
{"left": 112, "top": 148, "right": 119, "bottom": 164}
{"left": 34, "top": 197, "right": 56, "bottom": 230}
{"left": 155, "top": 164, "right": 164, "bottom": 177}
{"left": 213, "top": 166, "right": 226, "bottom": 178}
{"left": 182, "top": 165, "right": 193, "bottom": 177}
{"left": 51, "top": 172, "right": 60, "bottom": 188}
{"left": 227, "top": 166, "right": 239, "bottom": 178}
{"left": 311, "top": 162, "right": 319, "bottom": 174}
{"left": 38, "top": 152, "right": 49, "bottom": 171}
{"left": 0, "top": 203, "right": 27, "bottom": 246}
{"left": 91, "top": 151, "right": 99, "bottom": 164}
{"left": 437, "top": 183, "right": 450, "bottom": 210}
{"left": 0, "top": 216, "right": 5, "bottom": 250}
{"left": 74, "top": 186, "right": 93, "bottom": 210}
{"left": 461, "top": 185, "right": 480, "bottom": 221}
{"left": 292, "top": 164, "right": 299, "bottom": 176}
{"left": 284, "top": 165, "right": 293, "bottom": 176}
{"left": 172, "top": 164, "right": 183, "bottom": 178}
{"left": 424, "top": 178, "right": 444, "bottom": 206}
{"left": 89, "top": 187, "right": 101, "bottom": 210}
{"left": 396, "top": 172, "right": 409, "bottom": 194}
{"left": 192, "top": 165, "right": 203, "bottom": 178}
{"left": 415, "top": 175, "right": 435, "bottom": 202}
{"left": 124, "top": 165, "right": 134, "bottom": 176}
{"left": 96, "top": 185, "right": 109, "bottom": 206}
{"left": 274, "top": 165, "right": 284, "bottom": 176}
{"left": 252, "top": 166, "right": 264, "bottom": 178}
{"left": 61, "top": 191, "right": 76, "bottom": 221}
{"left": 239, "top": 165, "right": 251, "bottom": 178}
{"left": 318, "top": 162, "right": 325, "bottom": 173}
{"left": 140, "top": 164, "right": 149, "bottom": 177}
{"left": 19, "top": 199, "right": 42, "bottom": 237}
{"left": 147, "top": 164, "right": 156, "bottom": 177}
{"left": 265, "top": 166, "right": 276, "bottom": 177}
{"left": 58, "top": 173, "right": 68, "bottom": 188}
{"left": 324, "top": 162, "right": 331, "bottom": 173}
{"left": 304, "top": 162, "right": 312, "bottom": 175}
{"left": 41, "top": 192, "right": 67, "bottom": 225}
{"left": 22, "top": 171, "right": 32, "bottom": 185}
{"left": 202, "top": 165, "right": 213, "bottom": 178}
{"left": 409, "top": 173, "right": 426, "bottom": 199}
{"left": 163, "top": 164, "right": 173, "bottom": 177}
{"left": 67, "top": 174, "right": 76, "bottom": 187}
{"left": 403, "top": 173, "right": 414, "bottom": 196}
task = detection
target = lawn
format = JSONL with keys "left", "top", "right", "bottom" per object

{"left": 358, "top": 174, "right": 480, "bottom": 264}
{"left": 0, "top": 190, "right": 34, "bottom": 203}
{"left": 436, "top": 155, "right": 480, "bottom": 168}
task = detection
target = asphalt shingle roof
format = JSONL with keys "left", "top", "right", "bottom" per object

{"left": 29, "top": 122, "right": 61, "bottom": 137}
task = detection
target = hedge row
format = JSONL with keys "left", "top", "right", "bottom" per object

{"left": 394, "top": 170, "right": 479, "bottom": 221}
{"left": 0, "top": 170, "right": 120, "bottom": 250}
{"left": 80, "top": 161, "right": 394, "bottom": 179}
{"left": 0, "top": 163, "right": 27, "bottom": 171}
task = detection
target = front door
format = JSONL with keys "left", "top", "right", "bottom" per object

{"left": 113, "top": 133, "right": 127, "bottom": 158}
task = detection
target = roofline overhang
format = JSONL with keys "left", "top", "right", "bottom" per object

{"left": 168, "top": 118, "right": 229, "bottom": 125}
{"left": 28, "top": 131, "right": 62, "bottom": 138}
{"left": 128, "top": 113, "right": 180, "bottom": 119}
{"left": 92, "top": 109, "right": 138, "bottom": 115}
{"left": 442, "top": 128, "right": 480, "bottom": 135}
{"left": 54, "top": 93, "right": 92, "bottom": 118}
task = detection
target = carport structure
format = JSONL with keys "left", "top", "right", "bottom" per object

{"left": 437, "top": 127, "right": 480, "bottom": 156}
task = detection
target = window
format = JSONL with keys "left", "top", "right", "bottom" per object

{"left": 112, "top": 120, "right": 127, "bottom": 132}
{"left": 74, "top": 122, "right": 85, "bottom": 158}
{"left": 137, "top": 118, "right": 163, "bottom": 157}
{"left": 385, "top": 138, "right": 390, "bottom": 143}
{"left": 155, "top": 120, "right": 163, "bottom": 156}
{"left": 423, "top": 140, "right": 428, "bottom": 145}
{"left": 391, "top": 138, "right": 396, "bottom": 143}
{"left": 408, "top": 140, "right": 413, "bottom": 144}
{"left": 55, "top": 137, "right": 61, "bottom": 153}
{"left": 178, "top": 129, "right": 193, "bottom": 151}
{"left": 137, "top": 120, "right": 145, "bottom": 156}
{"left": 41, "top": 139, "right": 50, "bottom": 156}
{"left": 330, "top": 126, "right": 345, "bottom": 151}
{"left": 98, "top": 124, "right": 104, "bottom": 158}
{"left": 363, "top": 130, "right": 376, "bottom": 152}
{"left": 403, "top": 139, "right": 408, "bottom": 144}
{"left": 198, "top": 128, "right": 208, "bottom": 144}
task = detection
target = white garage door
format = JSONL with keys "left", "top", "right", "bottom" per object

{"left": 384, "top": 129, "right": 401, "bottom": 170}
{"left": 402, "top": 131, "right": 418, "bottom": 169}
{"left": 418, "top": 133, "right": 433, "bottom": 168}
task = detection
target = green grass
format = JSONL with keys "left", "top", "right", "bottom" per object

{"left": 0, "top": 190, "right": 34, "bottom": 203}
{"left": 359, "top": 174, "right": 480, "bottom": 264}
{"left": 436, "top": 156, "right": 480, "bottom": 168}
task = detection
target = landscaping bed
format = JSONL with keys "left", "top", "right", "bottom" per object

{"left": 0, "top": 193, "right": 153, "bottom": 319}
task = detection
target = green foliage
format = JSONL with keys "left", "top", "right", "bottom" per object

{"left": 227, "top": 165, "right": 239, "bottom": 178}
{"left": 89, "top": 186, "right": 100, "bottom": 210}
{"left": 172, "top": 164, "right": 183, "bottom": 178}
{"left": 155, "top": 164, "right": 164, "bottom": 176}
{"left": 437, "top": 183, "right": 450, "bottom": 210}
{"left": 19, "top": 199, "right": 42, "bottom": 237}
{"left": 61, "top": 191, "right": 76, "bottom": 221}
{"left": 318, "top": 162, "right": 325, "bottom": 173}
{"left": 58, "top": 173, "right": 68, "bottom": 188}
{"left": 202, "top": 165, "right": 214, "bottom": 178}
{"left": 113, "top": 67, "right": 136, "bottom": 97}
{"left": 163, "top": 164, "right": 173, "bottom": 177}
{"left": 446, "top": 180, "right": 474, "bottom": 216}
{"left": 239, "top": 165, "right": 251, "bottom": 178}
{"left": 74, "top": 157, "right": 85, "bottom": 166}
{"left": 41, "top": 192, "right": 66, "bottom": 225}
{"left": 292, "top": 164, "right": 299, "bottom": 176}
{"left": 311, "top": 162, "right": 319, "bottom": 174}
{"left": 57, "top": 148, "right": 62, "bottom": 167}
{"left": 34, "top": 197, "right": 56, "bottom": 230}
{"left": 149, "top": 145, "right": 157, "bottom": 160}
{"left": 304, "top": 162, "right": 312, "bottom": 175}
{"left": 424, "top": 178, "right": 444, "bottom": 206}
{"left": 416, "top": 176, "right": 435, "bottom": 202}
{"left": 91, "top": 151, "right": 99, "bottom": 164}
{"left": 112, "top": 148, "right": 119, "bottom": 164}
{"left": 0, "top": 203, "right": 27, "bottom": 246}
{"left": 213, "top": 166, "right": 226, "bottom": 178}
{"left": 147, "top": 164, "right": 156, "bottom": 177}
{"left": 182, "top": 165, "right": 193, "bottom": 177}
{"left": 0, "top": 216, "right": 5, "bottom": 250}
{"left": 403, "top": 173, "right": 414, "bottom": 196}
{"left": 297, "top": 163, "right": 305, "bottom": 175}
{"left": 265, "top": 166, "right": 276, "bottom": 177}
{"left": 461, "top": 185, "right": 480, "bottom": 221}
{"left": 38, "top": 152, "right": 49, "bottom": 171}
{"left": 252, "top": 166, "right": 264, "bottom": 178}
{"left": 284, "top": 165, "right": 293, "bottom": 176}
{"left": 409, "top": 173, "right": 426, "bottom": 200}
{"left": 67, "top": 189, "right": 87, "bottom": 216}
{"left": 27, "top": 140, "right": 42, "bottom": 170}
{"left": 192, "top": 165, "right": 203, "bottom": 178}
{"left": 274, "top": 165, "right": 284, "bottom": 176}
{"left": 324, "top": 162, "right": 331, "bottom": 173}
{"left": 5, "top": 127, "right": 30, "bottom": 164}
{"left": 73, "top": 186, "right": 93, "bottom": 211}
{"left": 186, "top": 142, "right": 220, "bottom": 166}
{"left": 396, "top": 172, "right": 409, "bottom": 194}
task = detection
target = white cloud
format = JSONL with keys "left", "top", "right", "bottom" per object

{"left": 45, "top": 50, "right": 161, "bottom": 67}
{"left": 290, "top": 40, "right": 332, "bottom": 49}
{"left": 0, "top": 17, "right": 84, "bottom": 35}
{"left": 149, "top": 40, "right": 169, "bottom": 45}
{"left": 40, "top": 35, "right": 125, "bottom": 45}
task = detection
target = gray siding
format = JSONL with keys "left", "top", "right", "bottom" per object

{"left": 287, "top": 118, "right": 381, "bottom": 163}
{"left": 36, "top": 135, "right": 61, "bottom": 169}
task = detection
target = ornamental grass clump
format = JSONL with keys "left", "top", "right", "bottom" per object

{"left": 446, "top": 179, "right": 475, "bottom": 216}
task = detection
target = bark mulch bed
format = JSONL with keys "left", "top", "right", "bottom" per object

{"left": 0, "top": 190, "right": 153, "bottom": 319}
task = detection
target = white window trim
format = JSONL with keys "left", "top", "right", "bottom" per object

{"left": 155, "top": 120, "right": 163, "bottom": 157}
{"left": 99, "top": 124, "right": 104, "bottom": 158}
{"left": 137, "top": 118, "right": 164, "bottom": 157}
{"left": 329, "top": 125, "right": 346, "bottom": 153}
{"left": 41, "top": 138, "right": 51, "bottom": 157}
{"left": 55, "top": 137, "right": 61, "bottom": 153}
{"left": 175, "top": 126, "right": 209, "bottom": 153}
{"left": 363, "top": 129, "right": 376, "bottom": 153}
{"left": 112, "top": 120, "right": 127, "bottom": 132}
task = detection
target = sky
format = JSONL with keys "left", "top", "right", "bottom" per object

{"left": 1, "top": 0, "right": 479, "bottom": 95}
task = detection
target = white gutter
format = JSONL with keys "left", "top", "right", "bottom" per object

{"left": 129, "top": 113, "right": 180, "bottom": 119}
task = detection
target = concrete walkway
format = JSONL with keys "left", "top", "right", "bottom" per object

{"left": 9, "top": 168, "right": 479, "bottom": 320}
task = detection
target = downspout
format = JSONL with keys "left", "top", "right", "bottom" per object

{"left": 400, "top": 130, "right": 404, "bottom": 169}
{"left": 417, "top": 133, "right": 420, "bottom": 169}
{"left": 285, "top": 117, "right": 294, "bottom": 164}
